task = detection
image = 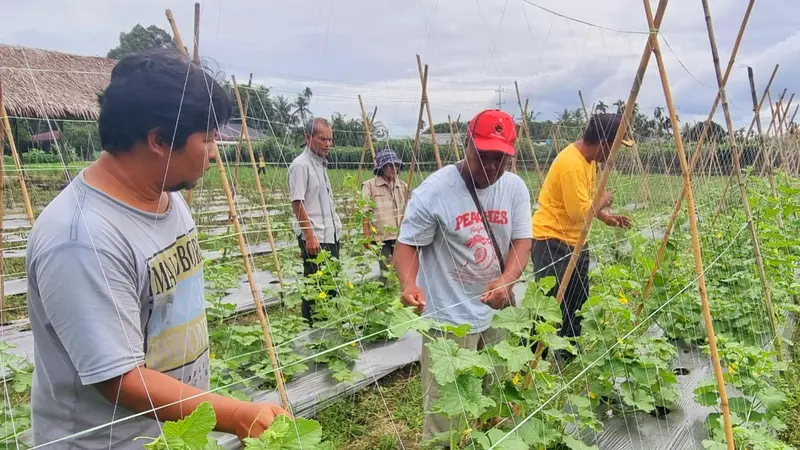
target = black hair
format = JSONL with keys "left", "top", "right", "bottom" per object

{"left": 583, "top": 113, "right": 623, "bottom": 145}
{"left": 98, "top": 49, "right": 233, "bottom": 154}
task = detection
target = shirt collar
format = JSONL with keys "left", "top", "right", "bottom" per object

{"left": 303, "top": 146, "right": 328, "bottom": 167}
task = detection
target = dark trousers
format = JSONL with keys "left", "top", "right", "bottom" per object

{"left": 532, "top": 238, "right": 590, "bottom": 339}
{"left": 298, "top": 235, "right": 340, "bottom": 326}
{"left": 379, "top": 240, "right": 396, "bottom": 272}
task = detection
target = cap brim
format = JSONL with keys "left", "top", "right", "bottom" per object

{"left": 472, "top": 137, "right": 516, "bottom": 156}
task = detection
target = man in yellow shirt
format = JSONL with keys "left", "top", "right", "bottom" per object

{"left": 532, "top": 113, "right": 631, "bottom": 360}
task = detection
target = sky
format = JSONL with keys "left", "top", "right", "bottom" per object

{"left": 2, "top": 0, "right": 798, "bottom": 136}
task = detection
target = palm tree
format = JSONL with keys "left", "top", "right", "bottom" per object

{"left": 595, "top": 101, "right": 608, "bottom": 113}
{"left": 613, "top": 100, "right": 626, "bottom": 114}
{"left": 274, "top": 95, "right": 295, "bottom": 136}
{"left": 294, "top": 87, "right": 313, "bottom": 125}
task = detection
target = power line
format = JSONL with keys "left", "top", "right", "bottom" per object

{"left": 495, "top": 85, "right": 506, "bottom": 111}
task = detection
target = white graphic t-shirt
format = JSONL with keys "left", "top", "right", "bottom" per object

{"left": 398, "top": 165, "right": 532, "bottom": 333}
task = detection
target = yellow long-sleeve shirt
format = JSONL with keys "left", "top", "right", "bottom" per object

{"left": 532, "top": 144, "right": 596, "bottom": 246}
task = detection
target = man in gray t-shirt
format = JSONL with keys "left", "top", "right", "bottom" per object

{"left": 27, "top": 50, "right": 288, "bottom": 449}
{"left": 394, "top": 109, "right": 532, "bottom": 445}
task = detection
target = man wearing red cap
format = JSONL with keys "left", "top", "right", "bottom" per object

{"left": 394, "top": 109, "right": 532, "bottom": 445}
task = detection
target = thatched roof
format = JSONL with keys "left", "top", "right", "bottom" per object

{"left": 0, "top": 43, "right": 116, "bottom": 120}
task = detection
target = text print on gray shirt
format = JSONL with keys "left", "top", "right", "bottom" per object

{"left": 26, "top": 170, "right": 209, "bottom": 449}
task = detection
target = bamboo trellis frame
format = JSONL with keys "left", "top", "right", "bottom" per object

{"left": 700, "top": 0, "right": 779, "bottom": 362}
{"left": 167, "top": 9, "right": 291, "bottom": 411}
{"left": 646, "top": 1, "right": 735, "bottom": 446}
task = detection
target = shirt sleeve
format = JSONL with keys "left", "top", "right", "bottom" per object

{"left": 33, "top": 243, "right": 144, "bottom": 386}
{"left": 560, "top": 169, "right": 593, "bottom": 222}
{"left": 398, "top": 183, "right": 437, "bottom": 247}
{"left": 361, "top": 181, "right": 373, "bottom": 212}
{"left": 287, "top": 163, "right": 308, "bottom": 202}
{"left": 510, "top": 178, "right": 533, "bottom": 240}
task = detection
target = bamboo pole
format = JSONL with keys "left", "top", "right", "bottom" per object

{"left": 183, "top": 2, "right": 201, "bottom": 208}
{"left": 448, "top": 115, "right": 461, "bottom": 160}
{"left": 358, "top": 95, "right": 377, "bottom": 162}
{"left": 775, "top": 95, "right": 795, "bottom": 173}
{"left": 169, "top": 16, "right": 290, "bottom": 409}
{"left": 223, "top": 74, "right": 252, "bottom": 262}
{"left": 0, "top": 85, "right": 5, "bottom": 325}
{"left": 636, "top": 0, "right": 760, "bottom": 317}
{"left": 213, "top": 148, "right": 290, "bottom": 410}
{"left": 646, "top": 3, "right": 734, "bottom": 448}
{"left": 165, "top": 9, "right": 187, "bottom": 56}
{"left": 748, "top": 67, "right": 782, "bottom": 229}
{"left": 416, "top": 55, "right": 442, "bottom": 169}
{"left": 527, "top": 0, "right": 669, "bottom": 373}
{"left": 701, "top": 0, "right": 780, "bottom": 358}
{"left": 0, "top": 79, "right": 34, "bottom": 226}
{"left": 231, "top": 74, "right": 253, "bottom": 191}
{"left": 513, "top": 82, "right": 544, "bottom": 185}
{"left": 405, "top": 64, "right": 428, "bottom": 202}
{"left": 231, "top": 76, "right": 285, "bottom": 291}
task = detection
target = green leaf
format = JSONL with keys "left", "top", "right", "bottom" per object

{"left": 386, "top": 307, "right": 432, "bottom": 338}
{"left": 441, "top": 323, "right": 472, "bottom": 337}
{"left": 204, "top": 439, "right": 225, "bottom": 450}
{"left": 144, "top": 402, "right": 216, "bottom": 450}
{"left": 517, "top": 417, "right": 561, "bottom": 447}
{"left": 491, "top": 307, "right": 532, "bottom": 335}
{"left": 426, "top": 339, "right": 493, "bottom": 385}
{"left": 695, "top": 391, "right": 720, "bottom": 407}
{"left": 563, "top": 435, "right": 599, "bottom": 450}
{"left": 569, "top": 394, "right": 591, "bottom": 409}
{"left": 484, "top": 429, "right": 528, "bottom": 450}
{"left": 726, "top": 397, "right": 754, "bottom": 414}
{"left": 432, "top": 374, "right": 495, "bottom": 418}
{"left": 243, "top": 416, "right": 325, "bottom": 450}
{"left": 701, "top": 439, "right": 728, "bottom": 450}
{"left": 620, "top": 383, "right": 655, "bottom": 413}
{"left": 523, "top": 292, "right": 562, "bottom": 325}
{"left": 757, "top": 385, "right": 787, "bottom": 410}
{"left": 492, "top": 341, "right": 534, "bottom": 372}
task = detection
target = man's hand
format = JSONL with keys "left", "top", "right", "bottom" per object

{"left": 481, "top": 276, "right": 512, "bottom": 310}
{"left": 598, "top": 190, "right": 614, "bottom": 210}
{"left": 304, "top": 233, "right": 321, "bottom": 255}
{"left": 401, "top": 284, "right": 426, "bottom": 314}
{"left": 231, "top": 401, "right": 292, "bottom": 442}
{"left": 599, "top": 211, "right": 632, "bottom": 229}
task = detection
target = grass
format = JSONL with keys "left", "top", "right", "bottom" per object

{"left": 316, "top": 363, "right": 423, "bottom": 450}
{"left": 779, "top": 326, "right": 800, "bottom": 447}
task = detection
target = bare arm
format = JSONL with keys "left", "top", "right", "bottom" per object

{"left": 501, "top": 238, "right": 532, "bottom": 285}
{"left": 96, "top": 367, "right": 242, "bottom": 435}
{"left": 394, "top": 242, "right": 419, "bottom": 290}
{"left": 96, "top": 366, "right": 288, "bottom": 441}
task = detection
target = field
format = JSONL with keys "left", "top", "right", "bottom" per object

{"left": 1, "top": 155, "right": 799, "bottom": 450}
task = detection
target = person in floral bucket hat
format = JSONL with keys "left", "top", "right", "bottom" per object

{"left": 362, "top": 148, "right": 408, "bottom": 279}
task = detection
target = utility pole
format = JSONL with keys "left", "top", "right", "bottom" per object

{"left": 495, "top": 85, "right": 505, "bottom": 111}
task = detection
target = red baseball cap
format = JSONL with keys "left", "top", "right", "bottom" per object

{"left": 467, "top": 109, "right": 517, "bottom": 156}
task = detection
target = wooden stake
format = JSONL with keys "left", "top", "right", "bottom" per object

{"left": 526, "top": 0, "right": 670, "bottom": 376}
{"left": 183, "top": 2, "right": 202, "bottom": 208}
{"left": 223, "top": 74, "right": 252, "bottom": 261}
{"left": 358, "top": 95, "right": 377, "bottom": 162}
{"left": 0, "top": 79, "right": 34, "bottom": 226}
{"left": 213, "top": 150, "right": 290, "bottom": 410}
{"left": 701, "top": 0, "right": 779, "bottom": 362}
{"left": 748, "top": 67, "right": 782, "bottom": 229}
{"left": 0, "top": 85, "right": 5, "bottom": 325}
{"left": 165, "top": 9, "right": 187, "bottom": 56}
{"left": 405, "top": 64, "right": 428, "bottom": 202}
{"left": 231, "top": 76, "right": 285, "bottom": 291}
{"left": 447, "top": 115, "right": 461, "bottom": 160}
{"left": 646, "top": 3, "right": 735, "bottom": 448}
{"left": 416, "top": 55, "right": 442, "bottom": 169}
{"left": 230, "top": 76, "right": 289, "bottom": 410}
{"left": 514, "top": 82, "right": 544, "bottom": 185}
{"left": 636, "top": 0, "right": 761, "bottom": 317}
{"left": 169, "top": 18, "right": 289, "bottom": 409}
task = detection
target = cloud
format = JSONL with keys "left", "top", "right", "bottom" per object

{"left": 2, "top": 0, "right": 797, "bottom": 137}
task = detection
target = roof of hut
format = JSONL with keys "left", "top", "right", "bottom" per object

{"left": 0, "top": 43, "right": 116, "bottom": 121}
